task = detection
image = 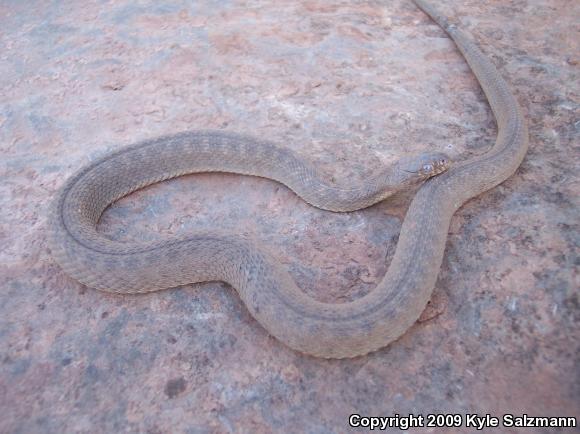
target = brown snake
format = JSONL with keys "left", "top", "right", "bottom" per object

{"left": 48, "top": 1, "right": 528, "bottom": 358}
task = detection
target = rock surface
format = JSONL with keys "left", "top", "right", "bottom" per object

{"left": 1, "top": 1, "right": 578, "bottom": 433}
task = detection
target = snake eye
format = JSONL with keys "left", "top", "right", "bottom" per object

{"left": 422, "top": 163, "right": 434, "bottom": 173}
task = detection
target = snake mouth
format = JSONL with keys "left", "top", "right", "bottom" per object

{"left": 425, "top": 159, "right": 451, "bottom": 175}
{"left": 401, "top": 153, "right": 451, "bottom": 177}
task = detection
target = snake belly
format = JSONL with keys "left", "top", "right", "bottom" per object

{"left": 48, "top": 0, "right": 528, "bottom": 358}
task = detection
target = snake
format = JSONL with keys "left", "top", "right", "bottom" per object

{"left": 48, "top": 0, "right": 528, "bottom": 358}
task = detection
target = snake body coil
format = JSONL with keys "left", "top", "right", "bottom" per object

{"left": 49, "top": 1, "right": 528, "bottom": 358}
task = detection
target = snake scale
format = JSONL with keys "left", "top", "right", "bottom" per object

{"left": 48, "top": 0, "right": 528, "bottom": 358}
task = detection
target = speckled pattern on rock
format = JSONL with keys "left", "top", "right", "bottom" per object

{"left": 1, "top": 1, "right": 578, "bottom": 433}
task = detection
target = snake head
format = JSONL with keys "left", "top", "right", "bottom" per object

{"left": 399, "top": 152, "right": 451, "bottom": 179}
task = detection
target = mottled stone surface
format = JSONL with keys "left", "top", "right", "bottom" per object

{"left": 1, "top": 0, "right": 578, "bottom": 433}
